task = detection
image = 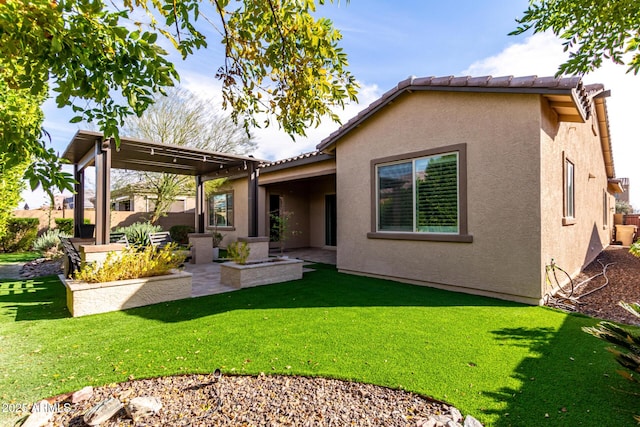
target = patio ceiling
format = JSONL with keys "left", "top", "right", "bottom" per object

{"left": 62, "top": 130, "right": 262, "bottom": 178}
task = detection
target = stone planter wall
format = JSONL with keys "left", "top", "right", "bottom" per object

{"left": 62, "top": 270, "right": 192, "bottom": 317}
{"left": 220, "top": 258, "right": 303, "bottom": 288}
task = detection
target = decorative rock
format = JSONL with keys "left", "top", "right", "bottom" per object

{"left": 464, "top": 415, "right": 484, "bottom": 427}
{"left": 21, "top": 400, "right": 54, "bottom": 427}
{"left": 450, "top": 407, "right": 463, "bottom": 422}
{"left": 71, "top": 385, "right": 94, "bottom": 403}
{"left": 125, "top": 396, "right": 162, "bottom": 420}
{"left": 83, "top": 398, "right": 123, "bottom": 426}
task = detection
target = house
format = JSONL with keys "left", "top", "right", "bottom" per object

{"left": 110, "top": 184, "right": 195, "bottom": 213}
{"left": 206, "top": 75, "right": 621, "bottom": 305}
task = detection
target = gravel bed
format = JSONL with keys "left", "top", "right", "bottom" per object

{"left": 48, "top": 373, "right": 463, "bottom": 426}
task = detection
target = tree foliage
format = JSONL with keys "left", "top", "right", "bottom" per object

{"left": 512, "top": 1, "right": 640, "bottom": 75}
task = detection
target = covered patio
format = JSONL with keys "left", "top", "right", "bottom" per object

{"left": 61, "top": 130, "right": 263, "bottom": 244}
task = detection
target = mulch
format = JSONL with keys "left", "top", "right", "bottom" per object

{"left": 545, "top": 246, "right": 640, "bottom": 326}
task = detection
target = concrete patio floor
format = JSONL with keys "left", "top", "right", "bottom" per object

{"left": 184, "top": 248, "right": 336, "bottom": 298}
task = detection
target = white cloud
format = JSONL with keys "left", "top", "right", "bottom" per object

{"left": 463, "top": 32, "right": 640, "bottom": 209}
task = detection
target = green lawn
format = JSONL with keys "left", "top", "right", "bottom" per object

{"left": 1, "top": 263, "right": 638, "bottom": 426}
{"left": 0, "top": 252, "right": 41, "bottom": 264}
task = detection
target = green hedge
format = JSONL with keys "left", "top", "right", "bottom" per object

{"left": 54, "top": 218, "right": 74, "bottom": 235}
{"left": 169, "top": 225, "right": 195, "bottom": 245}
{"left": 0, "top": 217, "right": 39, "bottom": 253}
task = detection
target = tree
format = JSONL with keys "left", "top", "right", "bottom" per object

{"left": 0, "top": 0, "right": 357, "bottom": 209}
{"left": 113, "top": 87, "right": 256, "bottom": 223}
{"left": 512, "top": 1, "right": 640, "bottom": 75}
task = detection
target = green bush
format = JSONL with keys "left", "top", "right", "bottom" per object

{"left": 74, "top": 244, "right": 185, "bottom": 283}
{"left": 112, "top": 222, "right": 162, "bottom": 247}
{"left": 0, "top": 217, "right": 39, "bottom": 252}
{"left": 32, "top": 228, "right": 68, "bottom": 258}
{"left": 169, "top": 225, "right": 195, "bottom": 245}
{"left": 227, "top": 241, "right": 250, "bottom": 264}
{"left": 54, "top": 218, "right": 74, "bottom": 235}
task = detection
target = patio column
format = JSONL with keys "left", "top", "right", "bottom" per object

{"left": 195, "top": 175, "right": 205, "bottom": 233}
{"left": 94, "top": 138, "right": 112, "bottom": 245}
{"left": 73, "top": 164, "right": 85, "bottom": 238}
{"left": 248, "top": 162, "right": 259, "bottom": 237}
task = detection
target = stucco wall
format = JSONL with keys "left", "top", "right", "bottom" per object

{"left": 539, "top": 98, "right": 613, "bottom": 290}
{"left": 335, "top": 91, "right": 544, "bottom": 304}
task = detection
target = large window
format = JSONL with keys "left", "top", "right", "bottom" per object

{"left": 564, "top": 157, "right": 575, "bottom": 223}
{"left": 209, "top": 192, "right": 234, "bottom": 228}
{"left": 370, "top": 144, "right": 471, "bottom": 242}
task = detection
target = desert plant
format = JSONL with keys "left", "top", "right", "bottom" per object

{"left": 583, "top": 301, "right": 640, "bottom": 422}
{"left": 169, "top": 225, "right": 195, "bottom": 245}
{"left": 32, "top": 228, "right": 69, "bottom": 258}
{"left": 630, "top": 242, "right": 640, "bottom": 258}
{"left": 74, "top": 244, "right": 185, "bottom": 283}
{"left": 227, "top": 241, "right": 250, "bottom": 264}
{"left": 0, "top": 217, "right": 39, "bottom": 252}
{"left": 270, "top": 209, "right": 300, "bottom": 256}
{"left": 212, "top": 232, "right": 224, "bottom": 248}
{"left": 112, "top": 222, "right": 162, "bottom": 247}
{"left": 54, "top": 218, "right": 74, "bottom": 235}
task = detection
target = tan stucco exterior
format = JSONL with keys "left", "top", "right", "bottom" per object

{"left": 221, "top": 79, "right": 615, "bottom": 305}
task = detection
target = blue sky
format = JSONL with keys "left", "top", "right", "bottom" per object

{"left": 26, "top": 0, "right": 640, "bottom": 207}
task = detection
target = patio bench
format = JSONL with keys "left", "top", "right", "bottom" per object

{"left": 109, "top": 232, "right": 130, "bottom": 246}
{"left": 60, "top": 237, "right": 82, "bottom": 277}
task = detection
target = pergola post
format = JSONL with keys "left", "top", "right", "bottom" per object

{"left": 94, "top": 139, "right": 112, "bottom": 245}
{"left": 248, "top": 162, "right": 259, "bottom": 237}
{"left": 195, "top": 175, "right": 205, "bottom": 233}
{"left": 73, "top": 164, "right": 85, "bottom": 237}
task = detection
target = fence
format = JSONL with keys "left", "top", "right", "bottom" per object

{"left": 12, "top": 209, "right": 195, "bottom": 234}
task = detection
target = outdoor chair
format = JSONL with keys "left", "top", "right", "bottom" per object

{"left": 109, "top": 232, "right": 130, "bottom": 247}
{"left": 148, "top": 231, "right": 192, "bottom": 262}
{"left": 60, "top": 237, "right": 82, "bottom": 277}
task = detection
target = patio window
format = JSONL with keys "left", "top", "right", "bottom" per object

{"left": 369, "top": 144, "right": 472, "bottom": 243}
{"left": 563, "top": 156, "right": 576, "bottom": 225}
{"left": 209, "top": 192, "right": 234, "bottom": 228}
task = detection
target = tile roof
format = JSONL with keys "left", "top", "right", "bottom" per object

{"left": 317, "top": 75, "right": 601, "bottom": 152}
{"left": 259, "top": 151, "right": 334, "bottom": 172}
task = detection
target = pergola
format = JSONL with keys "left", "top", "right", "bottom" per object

{"left": 62, "top": 130, "right": 263, "bottom": 244}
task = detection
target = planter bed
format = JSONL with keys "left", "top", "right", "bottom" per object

{"left": 61, "top": 270, "right": 192, "bottom": 317}
{"left": 220, "top": 258, "right": 303, "bottom": 288}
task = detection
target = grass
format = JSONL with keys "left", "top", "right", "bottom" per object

{"left": 0, "top": 252, "right": 41, "bottom": 264}
{"left": 1, "top": 263, "right": 638, "bottom": 426}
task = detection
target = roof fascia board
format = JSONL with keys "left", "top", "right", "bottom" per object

{"left": 260, "top": 153, "right": 335, "bottom": 173}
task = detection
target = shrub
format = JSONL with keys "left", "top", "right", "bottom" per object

{"left": 54, "top": 218, "right": 74, "bottom": 235}
{"left": 112, "top": 222, "right": 162, "bottom": 247}
{"left": 584, "top": 302, "right": 640, "bottom": 422}
{"left": 169, "top": 225, "right": 195, "bottom": 245}
{"left": 227, "top": 241, "right": 250, "bottom": 264}
{"left": 0, "top": 217, "right": 39, "bottom": 252}
{"left": 74, "top": 244, "right": 185, "bottom": 283}
{"left": 32, "top": 228, "right": 69, "bottom": 258}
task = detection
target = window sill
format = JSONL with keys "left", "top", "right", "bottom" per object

{"left": 207, "top": 226, "right": 235, "bottom": 232}
{"left": 367, "top": 232, "right": 473, "bottom": 243}
{"left": 562, "top": 217, "right": 576, "bottom": 226}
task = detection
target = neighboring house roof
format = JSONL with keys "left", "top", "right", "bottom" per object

{"left": 259, "top": 151, "right": 334, "bottom": 173}
{"left": 316, "top": 74, "right": 616, "bottom": 179}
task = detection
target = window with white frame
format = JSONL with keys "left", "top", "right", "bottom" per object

{"left": 209, "top": 192, "right": 234, "bottom": 227}
{"left": 377, "top": 153, "right": 459, "bottom": 233}
{"left": 564, "top": 158, "right": 575, "bottom": 220}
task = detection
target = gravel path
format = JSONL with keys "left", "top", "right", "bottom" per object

{"left": 47, "top": 373, "right": 475, "bottom": 426}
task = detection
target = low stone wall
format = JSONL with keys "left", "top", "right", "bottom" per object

{"left": 62, "top": 270, "right": 192, "bottom": 317}
{"left": 220, "top": 258, "right": 303, "bottom": 288}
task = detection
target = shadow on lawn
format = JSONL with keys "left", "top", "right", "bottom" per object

{"left": 0, "top": 276, "right": 70, "bottom": 321}
{"left": 486, "top": 316, "right": 639, "bottom": 426}
{"left": 124, "top": 263, "right": 523, "bottom": 323}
